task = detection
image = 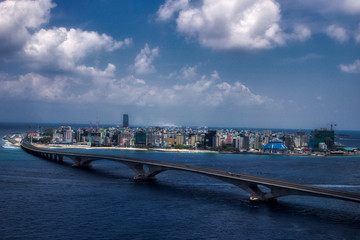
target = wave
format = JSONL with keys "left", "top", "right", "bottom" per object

{"left": 1, "top": 141, "right": 19, "bottom": 149}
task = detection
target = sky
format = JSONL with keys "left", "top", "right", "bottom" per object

{"left": 0, "top": 0, "right": 359, "bottom": 130}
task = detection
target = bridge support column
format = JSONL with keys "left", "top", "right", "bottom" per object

{"left": 57, "top": 155, "right": 63, "bottom": 163}
{"left": 69, "top": 156, "right": 94, "bottom": 168}
{"left": 224, "top": 180, "right": 278, "bottom": 203}
{"left": 248, "top": 187, "right": 277, "bottom": 203}
{"left": 124, "top": 163, "right": 166, "bottom": 181}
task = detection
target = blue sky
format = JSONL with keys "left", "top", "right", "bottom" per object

{"left": 0, "top": 0, "right": 359, "bottom": 130}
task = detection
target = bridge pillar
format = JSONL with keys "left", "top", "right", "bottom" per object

{"left": 125, "top": 163, "right": 166, "bottom": 181}
{"left": 57, "top": 155, "right": 63, "bottom": 163}
{"left": 69, "top": 156, "right": 93, "bottom": 168}
{"left": 223, "top": 180, "right": 278, "bottom": 203}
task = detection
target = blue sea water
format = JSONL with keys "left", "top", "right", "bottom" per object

{"left": 1, "top": 123, "right": 360, "bottom": 240}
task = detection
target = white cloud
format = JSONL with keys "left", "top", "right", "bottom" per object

{"left": 157, "top": 0, "right": 311, "bottom": 50}
{"left": 0, "top": 68, "right": 273, "bottom": 109}
{"left": 340, "top": 0, "right": 360, "bottom": 14}
{"left": 0, "top": 73, "right": 69, "bottom": 101}
{"left": 24, "top": 27, "right": 132, "bottom": 70}
{"left": 330, "top": 0, "right": 360, "bottom": 14}
{"left": 112, "top": 70, "right": 271, "bottom": 108}
{"left": 355, "top": 24, "right": 360, "bottom": 43}
{"left": 0, "top": 0, "right": 132, "bottom": 76}
{"left": 131, "top": 44, "right": 159, "bottom": 75}
{"left": 288, "top": 25, "right": 311, "bottom": 41}
{"left": 168, "top": 65, "right": 199, "bottom": 80}
{"left": 75, "top": 63, "right": 116, "bottom": 78}
{"left": 0, "top": 0, "right": 55, "bottom": 52}
{"left": 180, "top": 65, "right": 198, "bottom": 80}
{"left": 103, "top": 71, "right": 271, "bottom": 108}
{"left": 157, "top": 0, "right": 189, "bottom": 21}
{"left": 340, "top": 59, "right": 360, "bottom": 73}
{"left": 325, "top": 25, "right": 349, "bottom": 43}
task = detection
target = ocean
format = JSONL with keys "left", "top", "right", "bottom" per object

{"left": 1, "top": 123, "right": 360, "bottom": 239}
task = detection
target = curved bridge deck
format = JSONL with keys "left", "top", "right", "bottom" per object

{"left": 21, "top": 141, "right": 360, "bottom": 203}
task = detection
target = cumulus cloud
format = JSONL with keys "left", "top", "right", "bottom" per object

{"left": 0, "top": 67, "right": 273, "bottom": 109}
{"left": 157, "top": 0, "right": 189, "bottom": 21}
{"left": 340, "top": 59, "right": 360, "bottom": 73}
{"left": 131, "top": 44, "right": 159, "bottom": 75}
{"left": 0, "top": 0, "right": 55, "bottom": 53}
{"left": 0, "top": 0, "right": 132, "bottom": 75}
{"left": 75, "top": 63, "right": 116, "bottom": 78}
{"left": 325, "top": 25, "right": 349, "bottom": 43}
{"left": 23, "top": 27, "right": 132, "bottom": 70}
{"left": 0, "top": 73, "right": 69, "bottom": 101}
{"left": 157, "top": 0, "right": 311, "bottom": 50}
{"left": 168, "top": 65, "right": 199, "bottom": 80}
{"left": 180, "top": 65, "right": 198, "bottom": 80}
{"left": 338, "top": 0, "right": 360, "bottom": 14}
{"left": 86, "top": 69, "right": 272, "bottom": 108}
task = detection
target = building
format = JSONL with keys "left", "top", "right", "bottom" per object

{"left": 204, "top": 130, "right": 217, "bottom": 148}
{"left": 243, "top": 135, "right": 250, "bottom": 150}
{"left": 176, "top": 134, "right": 185, "bottom": 146}
{"left": 123, "top": 114, "right": 129, "bottom": 128}
{"left": 253, "top": 135, "right": 261, "bottom": 150}
{"left": 318, "top": 142, "right": 327, "bottom": 151}
{"left": 309, "top": 128, "right": 334, "bottom": 150}
{"left": 283, "top": 135, "right": 294, "bottom": 150}
{"left": 146, "top": 131, "right": 154, "bottom": 147}
{"left": 63, "top": 129, "right": 73, "bottom": 144}
{"left": 134, "top": 131, "right": 146, "bottom": 147}
{"left": 164, "top": 137, "right": 175, "bottom": 148}
{"left": 118, "top": 132, "right": 132, "bottom": 147}
{"left": 263, "top": 140, "right": 287, "bottom": 153}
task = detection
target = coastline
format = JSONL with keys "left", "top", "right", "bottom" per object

{"left": 30, "top": 143, "right": 216, "bottom": 154}
{"left": 2, "top": 135, "right": 21, "bottom": 146}
{"left": 27, "top": 143, "right": 360, "bottom": 157}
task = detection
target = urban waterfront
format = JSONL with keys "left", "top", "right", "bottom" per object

{"left": 7, "top": 119, "right": 359, "bottom": 157}
{"left": 1, "top": 123, "right": 360, "bottom": 239}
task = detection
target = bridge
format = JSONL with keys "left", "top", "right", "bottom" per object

{"left": 21, "top": 140, "right": 360, "bottom": 203}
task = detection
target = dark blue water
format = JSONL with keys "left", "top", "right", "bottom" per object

{"left": 1, "top": 124, "right": 360, "bottom": 239}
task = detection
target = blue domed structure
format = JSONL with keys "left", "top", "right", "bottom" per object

{"left": 263, "top": 140, "right": 287, "bottom": 153}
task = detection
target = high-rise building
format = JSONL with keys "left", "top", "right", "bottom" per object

{"left": 123, "top": 114, "right": 129, "bottom": 128}
{"left": 309, "top": 128, "right": 334, "bottom": 150}
{"left": 254, "top": 135, "right": 261, "bottom": 150}
{"left": 243, "top": 135, "right": 250, "bottom": 150}
{"left": 63, "top": 129, "right": 73, "bottom": 144}
{"left": 204, "top": 130, "right": 217, "bottom": 148}
{"left": 134, "top": 131, "right": 146, "bottom": 147}
{"left": 176, "top": 134, "right": 185, "bottom": 145}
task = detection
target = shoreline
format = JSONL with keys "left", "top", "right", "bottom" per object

{"left": 28, "top": 143, "right": 360, "bottom": 157}
{"left": 31, "top": 143, "right": 216, "bottom": 154}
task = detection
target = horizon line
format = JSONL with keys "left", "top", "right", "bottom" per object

{"left": 0, "top": 121, "right": 359, "bottom": 132}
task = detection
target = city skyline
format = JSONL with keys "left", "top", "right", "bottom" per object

{"left": 0, "top": 0, "right": 360, "bottom": 130}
